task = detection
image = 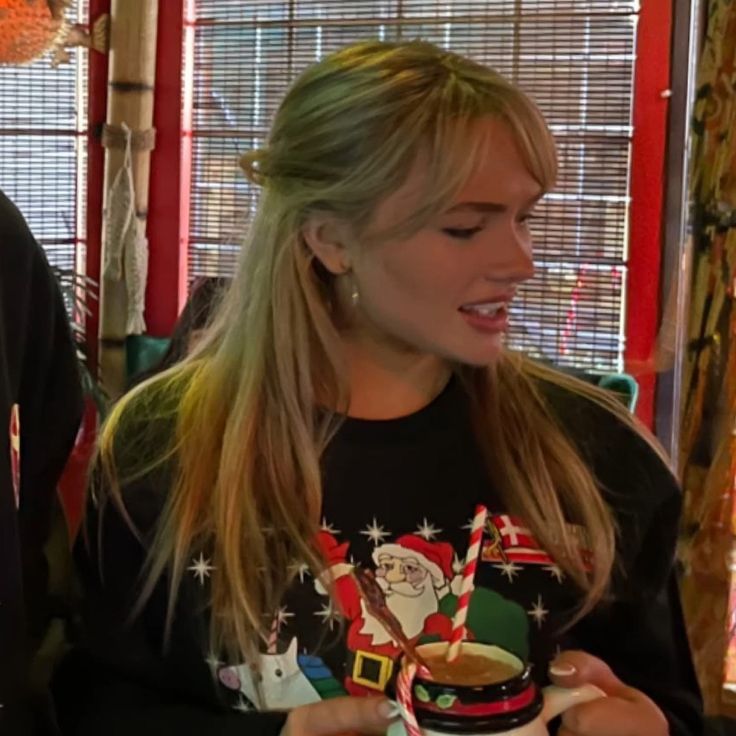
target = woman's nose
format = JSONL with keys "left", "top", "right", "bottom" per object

{"left": 484, "top": 227, "right": 535, "bottom": 285}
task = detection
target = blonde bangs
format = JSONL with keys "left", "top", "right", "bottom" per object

{"left": 370, "top": 82, "right": 558, "bottom": 243}
{"left": 505, "top": 104, "right": 557, "bottom": 191}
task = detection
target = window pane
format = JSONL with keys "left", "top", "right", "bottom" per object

{"left": 0, "top": 0, "right": 89, "bottom": 276}
{"left": 185, "top": 0, "right": 638, "bottom": 372}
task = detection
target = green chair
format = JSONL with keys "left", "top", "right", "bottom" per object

{"left": 541, "top": 361, "right": 639, "bottom": 413}
{"left": 598, "top": 373, "right": 639, "bottom": 413}
{"left": 125, "top": 334, "right": 171, "bottom": 382}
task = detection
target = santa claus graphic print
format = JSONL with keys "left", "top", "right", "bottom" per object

{"left": 317, "top": 531, "right": 457, "bottom": 695}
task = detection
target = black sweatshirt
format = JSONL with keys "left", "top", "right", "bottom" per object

{"left": 55, "top": 377, "right": 703, "bottom": 736}
{"left": 0, "top": 191, "right": 84, "bottom": 735}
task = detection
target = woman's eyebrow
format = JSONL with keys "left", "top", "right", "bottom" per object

{"left": 444, "top": 192, "right": 543, "bottom": 214}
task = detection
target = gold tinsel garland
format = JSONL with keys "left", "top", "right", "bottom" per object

{"left": 679, "top": 0, "right": 736, "bottom": 716}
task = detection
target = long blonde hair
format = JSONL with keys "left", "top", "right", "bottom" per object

{"left": 99, "top": 40, "right": 658, "bottom": 666}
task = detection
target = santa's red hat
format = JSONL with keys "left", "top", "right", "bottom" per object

{"left": 372, "top": 534, "right": 454, "bottom": 589}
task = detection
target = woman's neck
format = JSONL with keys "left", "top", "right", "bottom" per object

{"left": 341, "top": 335, "right": 452, "bottom": 420}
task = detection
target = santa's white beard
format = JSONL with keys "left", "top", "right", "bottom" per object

{"left": 358, "top": 580, "right": 439, "bottom": 645}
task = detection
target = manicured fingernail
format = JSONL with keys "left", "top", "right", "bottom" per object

{"left": 379, "top": 700, "right": 402, "bottom": 718}
{"left": 550, "top": 663, "right": 577, "bottom": 677}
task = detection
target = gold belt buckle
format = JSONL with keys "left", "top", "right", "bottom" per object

{"left": 352, "top": 650, "right": 394, "bottom": 691}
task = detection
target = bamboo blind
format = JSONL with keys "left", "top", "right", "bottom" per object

{"left": 185, "top": 1, "right": 637, "bottom": 372}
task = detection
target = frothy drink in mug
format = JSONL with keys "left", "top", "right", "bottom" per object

{"left": 420, "top": 651, "right": 519, "bottom": 687}
{"left": 390, "top": 642, "right": 604, "bottom": 736}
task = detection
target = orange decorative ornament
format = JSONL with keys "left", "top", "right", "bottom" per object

{"left": 0, "top": 0, "right": 67, "bottom": 64}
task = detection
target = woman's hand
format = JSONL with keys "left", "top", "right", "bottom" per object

{"left": 550, "top": 651, "right": 669, "bottom": 736}
{"left": 282, "top": 695, "right": 398, "bottom": 736}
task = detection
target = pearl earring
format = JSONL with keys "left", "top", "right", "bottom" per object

{"left": 350, "top": 280, "right": 360, "bottom": 308}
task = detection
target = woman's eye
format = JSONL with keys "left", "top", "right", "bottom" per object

{"left": 442, "top": 227, "right": 482, "bottom": 240}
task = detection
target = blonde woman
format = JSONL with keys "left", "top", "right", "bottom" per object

{"left": 55, "top": 41, "right": 702, "bottom": 736}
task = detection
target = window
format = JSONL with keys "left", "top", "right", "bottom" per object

{"left": 185, "top": 0, "right": 637, "bottom": 372}
{"left": 0, "top": 0, "right": 89, "bottom": 275}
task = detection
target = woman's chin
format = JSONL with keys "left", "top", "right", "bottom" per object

{"left": 453, "top": 333, "right": 507, "bottom": 366}
{"left": 446, "top": 342, "right": 506, "bottom": 368}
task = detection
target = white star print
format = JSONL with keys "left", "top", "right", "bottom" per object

{"left": 462, "top": 517, "right": 475, "bottom": 532}
{"left": 204, "top": 651, "right": 222, "bottom": 671}
{"left": 188, "top": 552, "right": 215, "bottom": 585}
{"left": 321, "top": 517, "right": 341, "bottom": 535}
{"left": 495, "top": 561, "right": 523, "bottom": 582}
{"left": 234, "top": 695, "right": 253, "bottom": 713}
{"left": 314, "top": 600, "right": 341, "bottom": 630}
{"left": 544, "top": 564, "right": 564, "bottom": 583}
{"left": 274, "top": 606, "right": 295, "bottom": 629}
{"left": 527, "top": 595, "right": 549, "bottom": 629}
{"left": 452, "top": 553, "right": 464, "bottom": 575}
{"left": 288, "top": 560, "right": 310, "bottom": 583}
{"left": 360, "top": 517, "right": 391, "bottom": 545}
{"left": 415, "top": 517, "right": 442, "bottom": 540}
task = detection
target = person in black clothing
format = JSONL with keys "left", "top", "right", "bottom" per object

{"left": 0, "top": 190, "right": 84, "bottom": 735}
{"left": 55, "top": 41, "right": 703, "bottom": 736}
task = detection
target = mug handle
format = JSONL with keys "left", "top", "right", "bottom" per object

{"left": 541, "top": 684, "right": 606, "bottom": 724}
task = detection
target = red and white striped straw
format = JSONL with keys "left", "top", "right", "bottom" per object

{"left": 266, "top": 614, "right": 279, "bottom": 654}
{"left": 396, "top": 663, "right": 422, "bottom": 736}
{"left": 446, "top": 504, "right": 488, "bottom": 663}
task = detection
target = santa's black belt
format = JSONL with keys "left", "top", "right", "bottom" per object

{"left": 345, "top": 649, "right": 395, "bottom": 692}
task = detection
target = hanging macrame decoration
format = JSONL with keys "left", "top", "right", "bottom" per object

{"left": 0, "top": 0, "right": 108, "bottom": 66}
{"left": 102, "top": 123, "right": 150, "bottom": 335}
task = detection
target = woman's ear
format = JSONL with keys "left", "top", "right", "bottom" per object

{"left": 302, "top": 215, "right": 352, "bottom": 275}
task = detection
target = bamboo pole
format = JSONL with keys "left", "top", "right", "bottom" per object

{"left": 98, "top": 0, "right": 159, "bottom": 398}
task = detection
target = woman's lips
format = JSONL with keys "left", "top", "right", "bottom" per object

{"left": 459, "top": 304, "right": 509, "bottom": 334}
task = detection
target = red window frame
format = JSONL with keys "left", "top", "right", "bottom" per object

{"left": 625, "top": 0, "right": 673, "bottom": 427}
{"left": 85, "top": 0, "right": 110, "bottom": 371}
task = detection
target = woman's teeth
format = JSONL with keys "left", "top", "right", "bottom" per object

{"left": 461, "top": 302, "right": 505, "bottom": 316}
